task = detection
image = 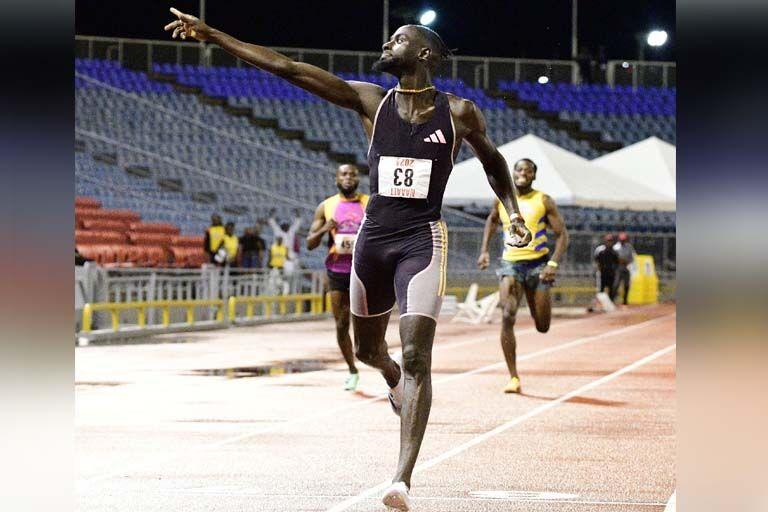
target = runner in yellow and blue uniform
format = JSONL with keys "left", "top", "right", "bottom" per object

{"left": 478, "top": 158, "right": 569, "bottom": 394}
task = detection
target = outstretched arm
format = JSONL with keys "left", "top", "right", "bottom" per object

{"left": 268, "top": 217, "right": 285, "bottom": 238}
{"left": 477, "top": 203, "right": 500, "bottom": 270}
{"left": 287, "top": 216, "right": 303, "bottom": 240}
{"left": 458, "top": 100, "right": 531, "bottom": 247}
{"left": 164, "top": 8, "right": 384, "bottom": 114}
{"left": 539, "top": 195, "right": 569, "bottom": 282}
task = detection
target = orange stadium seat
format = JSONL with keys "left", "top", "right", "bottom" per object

{"left": 75, "top": 196, "right": 102, "bottom": 209}
{"left": 128, "top": 222, "right": 181, "bottom": 235}
{"left": 75, "top": 229, "right": 127, "bottom": 245}
{"left": 170, "top": 235, "right": 205, "bottom": 247}
{"left": 123, "top": 245, "right": 167, "bottom": 267}
{"left": 76, "top": 244, "right": 117, "bottom": 265}
{"left": 144, "top": 246, "right": 170, "bottom": 267}
{"left": 170, "top": 246, "right": 208, "bottom": 268}
{"left": 80, "top": 218, "right": 131, "bottom": 231}
{"left": 76, "top": 208, "right": 141, "bottom": 223}
{"left": 127, "top": 232, "right": 173, "bottom": 246}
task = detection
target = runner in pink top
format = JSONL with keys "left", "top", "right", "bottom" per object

{"left": 307, "top": 164, "right": 369, "bottom": 391}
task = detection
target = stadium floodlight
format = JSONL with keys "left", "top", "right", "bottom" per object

{"left": 419, "top": 9, "right": 437, "bottom": 26}
{"left": 647, "top": 30, "right": 668, "bottom": 47}
{"left": 537, "top": 75, "right": 549, "bottom": 85}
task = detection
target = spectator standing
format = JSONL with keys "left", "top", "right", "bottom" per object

{"left": 269, "top": 212, "right": 303, "bottom": 264}
{"left": 268, "top": 236, "right": 288, "bottom": 271}
{"left": 594, "top": 234, "right": 619, "bottom": 301}
{"left": 204, "top": 213, "right": 226, "bottom": 264}
{"left": 240, "top": 226, "right": 266, "bottom": 268}
{"left": 612, "top": 232, "right": 635, "bottom": 305}
{"left": 214, "top": 222, "right": 240, "bottom": 266}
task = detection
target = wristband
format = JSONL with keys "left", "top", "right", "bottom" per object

{"left": 546, "top": 260, "right": 559, "bottom": 268}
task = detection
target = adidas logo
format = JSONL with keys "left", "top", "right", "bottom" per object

{"left": 423, "top": 129, "right": 447, "bottom": 144}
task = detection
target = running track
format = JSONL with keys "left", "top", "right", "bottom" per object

{"left": 76, "top": 304, "right": 676, "bottom": 511}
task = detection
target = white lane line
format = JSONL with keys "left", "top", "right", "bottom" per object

{"left": 80, "top": 314, "right": 674, "bottom": 487}
{"left": 432, "top": 314, "right": 674, "bottom": 386}
{"left": 664, "top": 490, "right": 676, "bottom": 512}
{"left": 325, "top": 343, "right": 677, "bottom": 511}
{"left": 100, "top": 487, "right": 669, "bottom": 506}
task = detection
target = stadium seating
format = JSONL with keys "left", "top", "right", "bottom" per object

{"left": 75, "top": 59, "right": 675, "bottom": 272}
{"left": 75, "top": 195, "right": 207, "bottom": 267}
{"left": 151, "top": 63, "right": 602, "bottom": 160}
{"left": 497, "top": 81, "right": 676, "bottom": 146}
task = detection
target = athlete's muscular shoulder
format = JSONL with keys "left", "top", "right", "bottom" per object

{"left": 347, "top": 81, "right": 387, "bottom": 137}
{"left": 347, "top": 81, "right": 387, "bottom": 119}
{"left": 542, "top": 193, "right": 557, "bottom": 211}
{"left": 446, "top": 93, "right": 483, "bottom": 139}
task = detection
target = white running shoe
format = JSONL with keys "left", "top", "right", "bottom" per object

{"left": 382, "top": 481, "right": 411, "bottom": 511}
{"left": 387, "top": 352, "right": 404, "bottom": 416}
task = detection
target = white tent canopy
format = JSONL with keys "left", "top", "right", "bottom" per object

{"left": 592, "top": 136, "right": 676, "bottom": 200}
{"left": 444, "top": 134, "right": 675, "bottom": 211}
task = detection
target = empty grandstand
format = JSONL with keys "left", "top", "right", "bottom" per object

{"left": 75, "top": 51, "right": 675, "bottom": 278}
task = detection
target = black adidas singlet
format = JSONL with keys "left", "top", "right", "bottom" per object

{"left": 366, "top": 90, "right": 456, "bottom": 229}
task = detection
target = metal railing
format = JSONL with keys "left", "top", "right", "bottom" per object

{"left": 78, "top": 291, "right": 327, "bottom": 343}
{"left": 81, "top": 298, "right": 226, "bottom": 334}
{"left": 446, "top": 228, "right": 676, "bottom": 278}
{"left": 228, "top": 293, "right": 324, "bottom": 322}
{"left": 76, "top": 35, "right": 673, "bottom": 89}
{"left": 606, "top": 60, "right": 676, "bottom": 89}
{"left": 75, "top": 265, "right": 327, "bottom": 333}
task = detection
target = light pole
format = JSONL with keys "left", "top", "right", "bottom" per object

{"left": 571, "top": 0, "right": 578, "bottom": 59}
{"left": 383, "top": 0, "right": 389, "bottom": 45}
{"left": 199, "top": 0, "right": 207, "bottom": 66}
{"left": 635, "top": 30, "right": 668, "bottom": 88}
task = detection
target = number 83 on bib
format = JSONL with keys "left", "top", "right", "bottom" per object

{"left": 378, "top": 156, "right": 432, "bottom": 199}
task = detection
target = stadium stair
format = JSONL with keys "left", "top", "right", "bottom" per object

{"left": 487, "top": 88, "right": 624, "bottom": 153}
{"left": 149, "top": 71, "right": 364, "bottom": 170}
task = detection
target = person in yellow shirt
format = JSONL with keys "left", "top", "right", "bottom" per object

{"left": 213, "top": 221, "right": 240, "bottom": 266}
{"left": 204, "top": 213, "right": 225, "bottom": 264}
{"left": 268, "top": 236, "right": 289, "bottom": 270}
{"left": 222, "top": 222, "right": 240, "bottom": 265}
{"left": 478, "top": 158, "right": 569, "bottom": 394}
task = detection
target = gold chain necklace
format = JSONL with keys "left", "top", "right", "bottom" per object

{"left": 394, "top": 85, "right": 436, "bottom": 94}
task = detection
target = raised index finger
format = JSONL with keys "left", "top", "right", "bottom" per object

{"left": 170, "top": 7, "right": 195, "bottom": 22}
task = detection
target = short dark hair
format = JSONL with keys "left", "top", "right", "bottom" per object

{"left": 515, "top": 158, "right": 538, "bottom": 172}
{"left": 409, "top": 25, "right": 453, "bottom": 70}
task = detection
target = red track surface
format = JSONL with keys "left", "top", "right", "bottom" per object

{"left": 76, "top": 304, "right": 676, "bottom": 511}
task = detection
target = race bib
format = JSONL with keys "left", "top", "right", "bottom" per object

{"left": 334, "top": 233, "right": 357, "bottom": 255}
{"left": 377, "top": 156, "right": 432, "bottom": 199}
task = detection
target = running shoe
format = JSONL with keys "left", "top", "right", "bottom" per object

{"left": 503, "top": 376, "right": 521, "bottom": 394}
{"left": 388, "top": 352, "right": 404, "bottom": 416}
{"left": 382, "top": 481, "right": 411, "bottom": 511}
{"left": 344, "top": 372, "right": 359, "bottom": 391}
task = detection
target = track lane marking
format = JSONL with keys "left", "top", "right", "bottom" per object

{"left": 80, "top": 313, "right": 674, "bottom": 487}
{"left": 325, "top": 343, "right": 676, "bottom": 511}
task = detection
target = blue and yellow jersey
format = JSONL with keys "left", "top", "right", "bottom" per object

{"left": 497, "top": 189, "right": 549, "bottom": 262}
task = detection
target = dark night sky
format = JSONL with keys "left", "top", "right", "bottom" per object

{"left": 75, "top": 0, "right": 675, "bottom": 61}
